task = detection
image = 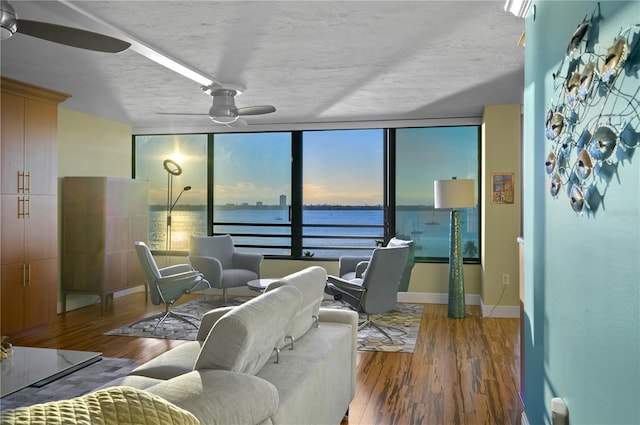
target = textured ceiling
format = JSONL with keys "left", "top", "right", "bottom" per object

{"left": 0, "top": 1, "right": 525, "bottom": 133}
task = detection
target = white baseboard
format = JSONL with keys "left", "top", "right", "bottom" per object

{"left": 480, "top": 298, "right": 520, "bottom": 318}
{"left": 114, "top": 285, "right": 146, "bottom": 297}
{"left": 58, "top": 285, "right": 146, "bottom": 313}
{"left": 59, "top": 287, "right": 518, "bottom": 319}
{"left": 397, "top": 292, "right": 481, "bottom": 306}
{"left": 397, "top": 292, "right": 519, "bottom": 318}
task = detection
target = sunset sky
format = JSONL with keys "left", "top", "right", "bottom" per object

{"left": 135, "top": 126, "right": 478, "bottom": 207}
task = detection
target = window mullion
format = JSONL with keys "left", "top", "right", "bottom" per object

{"left": 291, "top": 131, "right": 303, "bottom": 258}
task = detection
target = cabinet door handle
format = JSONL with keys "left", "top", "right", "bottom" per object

{"left": 26, "top": 263, "right": 31, "bottom": 286}
{"left": 22, "top": 264, "right": 27, "bottom": 287}
{"left": 17, "top": 197, "right": 24, "bottom": 218}
{"left": 18, "top": 171, "right": 25, "bottom": 193}
{"left": 24, "top": 172, "right": 31, "bottom": 193}
{"left": 24, "top": 197, "right": 30, "bottom": 218}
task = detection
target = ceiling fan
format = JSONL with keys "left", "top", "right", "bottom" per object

{"left": 0, "top": 0, "right": 129, "bottom": 53}
{"left": 159, "top": 84, "right": 276, "bottom": 127}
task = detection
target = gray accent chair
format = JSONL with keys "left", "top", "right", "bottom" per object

{"left": 188, "top": 235, "right": 263, "bottom": 302}
{"left": 325, "top": 245, "right": 409, "bottom": 343}
{"left": 339, "top": 237, "right": 415, "bottom": 291}
{"left": 134, "top": 241, "right": 210, "bottom": 334}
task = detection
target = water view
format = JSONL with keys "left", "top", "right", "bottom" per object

{"left": 151, "top": 207, "right": 479, "bottom": 259}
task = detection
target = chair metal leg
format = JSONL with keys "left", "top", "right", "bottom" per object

{"left": 167, "top": 311, "right": 199, "bottom": 327}
{"left": 130, "top": 312, "right": 165, "bottom": 328}
{"left": 222, "top": 288, "right": 228, "bottom": 303}
{"left": 327, "top": 286, "right": 407, "bottom": 344}
{"left": 131, "top": 304, "right": 200, "bottom": 335}
{"left": 358, "top": 315, "right": 408, "bottom": 344}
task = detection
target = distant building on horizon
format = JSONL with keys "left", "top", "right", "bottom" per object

{"left": 279, "top": 194, "right": 287, "bottom": 208}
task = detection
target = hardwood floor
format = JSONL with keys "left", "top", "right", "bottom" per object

{"left": 8, "top": 292, "right": 523, "bottom": 425}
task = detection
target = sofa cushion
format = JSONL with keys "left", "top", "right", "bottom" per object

{"left": 145, "top": 370, "right": 278, "bottom": 425}
{"left": 0, "top": 386, "right": 200, "bottom": 425}
{"left": 193, "top": 285, "right": 302, "bottom": 375}
{"left": 265, "top": 266, "right": 327, "bottom": 345}
{"left": 256, "top": 322, "right": 354, "bottom": 425}
{"left": 128, "top": 341, "right": 203, "bottom": 380}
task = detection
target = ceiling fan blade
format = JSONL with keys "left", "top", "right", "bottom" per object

{"left": 237, "top": 105, "right": 276, "bottom": 116}
{"left": 17, "top": 19, "right": 130, "bottom": 53}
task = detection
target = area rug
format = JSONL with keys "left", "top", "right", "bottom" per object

{"left": 104, "top": 297, "right": 248, "bottom": 340}
{"left": 105, "top": 297, "right": 423, "bottom": 353}
{"left": 0, "top": 357, "right": 139, "bottom": 411}
{"left": 323, "top": 300, "right": 423, "bottom": 353}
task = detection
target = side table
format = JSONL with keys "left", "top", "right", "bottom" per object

{"left": 247, "top": 278, "right": 280, "bottom": 292}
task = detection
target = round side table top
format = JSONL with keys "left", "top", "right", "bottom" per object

{"left": 247, "top": 278, "right": 280, "bottom": 291}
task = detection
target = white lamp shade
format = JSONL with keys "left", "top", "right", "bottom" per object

{"left": 434, "top": 179, "right": 475, "bottom": 209}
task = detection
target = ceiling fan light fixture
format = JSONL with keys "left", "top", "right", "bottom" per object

{"left": 207, "top": 89, "right": 242, "bottom": 124}
{"left": 209, "top": 107, "right": 239, "bottom": 124}
{"left": 0, "top": 0, "right": 17, "bottom": 40}
{"left": 210, "top": 115, "right": 239, "bottom": 124}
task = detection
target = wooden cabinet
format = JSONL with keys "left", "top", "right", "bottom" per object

{"left": 1, "top": 77, "right": 69, "bottom": 337}
{"left": 62, "top": 177, "right": 149, "bottom": 314}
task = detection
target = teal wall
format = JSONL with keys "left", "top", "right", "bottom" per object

{"left": 523, "top": 1, "right": 640, "bottom": 424}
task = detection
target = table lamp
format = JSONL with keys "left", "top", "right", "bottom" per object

{"left": 434, "top": 178, "right": 475, "bottom": 318}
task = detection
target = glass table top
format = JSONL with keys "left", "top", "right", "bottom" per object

{"left": 1, "top": 346, "right": 101, "bottom": 397}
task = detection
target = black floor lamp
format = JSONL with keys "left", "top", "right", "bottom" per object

{"left": 163, "top": 159, "right": 190, "bottom": 258}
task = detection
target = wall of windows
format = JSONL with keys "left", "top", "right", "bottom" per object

{"left": 133, "top": 125, "right": 480, "bottom": 262}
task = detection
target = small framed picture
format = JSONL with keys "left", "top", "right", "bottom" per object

{"left": 491, "top": 173, "right": 514, "bottom": 204}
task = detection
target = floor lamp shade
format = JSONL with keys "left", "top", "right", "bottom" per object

{"left": 434, "top": 179, "right": 475, "bottom": 209}
{"left": 434, "top": 178, "right": 475, "bottom": 318}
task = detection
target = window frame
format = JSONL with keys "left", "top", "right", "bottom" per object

{"left": 133, "top": 123, "right": 481, "bottom": 264}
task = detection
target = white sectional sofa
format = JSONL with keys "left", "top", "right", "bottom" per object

{"left": 2, "top": 266, "right": 358, "bottom": 425}
{"left": 125, "top": 265, "right": 358, "bottom": 425}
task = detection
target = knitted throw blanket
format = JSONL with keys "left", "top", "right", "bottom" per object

{"left": 0, "top": 386, "right": 200, "bottom": 425}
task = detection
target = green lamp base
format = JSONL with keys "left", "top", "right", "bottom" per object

{"left": 447, "top": 210, "right": 466, "bottom": 318}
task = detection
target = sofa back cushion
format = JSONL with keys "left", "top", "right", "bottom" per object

{"left": 265, "top": 266, "right": 327, "bottom": 344}
{"left": 193, "top": 285, "right": 302, "bottom": 375}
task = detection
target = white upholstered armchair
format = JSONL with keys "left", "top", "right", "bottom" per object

{"left": 188, "top": 235, "right": 263, "bottom": 302}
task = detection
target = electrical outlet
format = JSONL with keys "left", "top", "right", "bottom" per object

{"left": 502, "top": 273, "right": 510, "bottom": 285}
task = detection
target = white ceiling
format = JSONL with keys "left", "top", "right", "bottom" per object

{"left": 1, "top": 1, "right": 525, "bottom": 133}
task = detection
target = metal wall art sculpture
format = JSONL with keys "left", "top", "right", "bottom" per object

{"left": 545, "top": 5, "right": 639, "bottom": 214}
